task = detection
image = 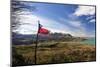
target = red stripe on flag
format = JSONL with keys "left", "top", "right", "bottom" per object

{"left": 38, "top": 27, "right": 49, "bottom": 34}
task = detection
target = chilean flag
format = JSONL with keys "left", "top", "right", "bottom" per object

{"left": 38, "top": 23, "right": 50, "bottom": 34}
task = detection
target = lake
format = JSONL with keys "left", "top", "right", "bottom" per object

{"left": 81, "top": 38, "right": 96, "bottom": 45}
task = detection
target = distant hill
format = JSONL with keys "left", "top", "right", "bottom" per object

{"left": 12, "top": 32, "right": 86, "bottom": 45}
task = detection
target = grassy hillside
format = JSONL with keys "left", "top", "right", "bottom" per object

{"left": 12, "top": 42, "right": 96, "bottom": 66}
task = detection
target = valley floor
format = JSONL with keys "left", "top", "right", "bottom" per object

{"left": 12, "top": 42, "right": 96, "bottom": 66}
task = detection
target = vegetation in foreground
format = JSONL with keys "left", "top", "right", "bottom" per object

{"left": 12, "top": 42, "right": 96, "bottom": 66}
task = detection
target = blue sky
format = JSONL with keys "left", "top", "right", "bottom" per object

{"left": 14, "top": 1, "right": 96, "bottom": 37}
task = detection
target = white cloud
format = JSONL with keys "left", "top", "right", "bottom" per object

{"left": 15, "top": 11, "right": 72, "bottom": 35}
{"left": 74, "top": 6, "right": 95, "bottom": 16}
{"left": 13, "top": 4, "right": 95, "bottom": 37}
{"left": 58, "top": 17, "right": 95, "bottom": 37}
{"left": 14, "top": 12, "right": 92, "bottom": 37}
{"left": 59, "top": 17, "right": 82, "bottom": 29}
{"left": 86, "top": 15, "right": 94, "bottom": 20}
{"left": 68, "top": 20, "right": 81, "bottom": 28}
{"left": 89, "top": 19, "right": 95, "bottom": 23}
{"left": 58, "top": 17, "right": 88, "bottom": 37}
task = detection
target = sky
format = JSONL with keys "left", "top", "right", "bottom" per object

{"left": 13, "top": 1, "right": 96, "bottom": 37}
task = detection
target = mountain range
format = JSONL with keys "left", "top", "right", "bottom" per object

{"left": 12, "top": 32, "right": 73, "bottom": 45}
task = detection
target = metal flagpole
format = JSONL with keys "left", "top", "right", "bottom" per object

{"left": 34, "top": 20, "right": 40, "bottom": 64}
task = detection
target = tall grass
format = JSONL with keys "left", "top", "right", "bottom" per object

{"left": 12, "top": 42, "right": 96, "bottom": 66}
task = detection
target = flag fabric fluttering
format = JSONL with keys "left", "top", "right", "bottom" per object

{"left": 38, "top": 23, "right": 49, "bottom": 34}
